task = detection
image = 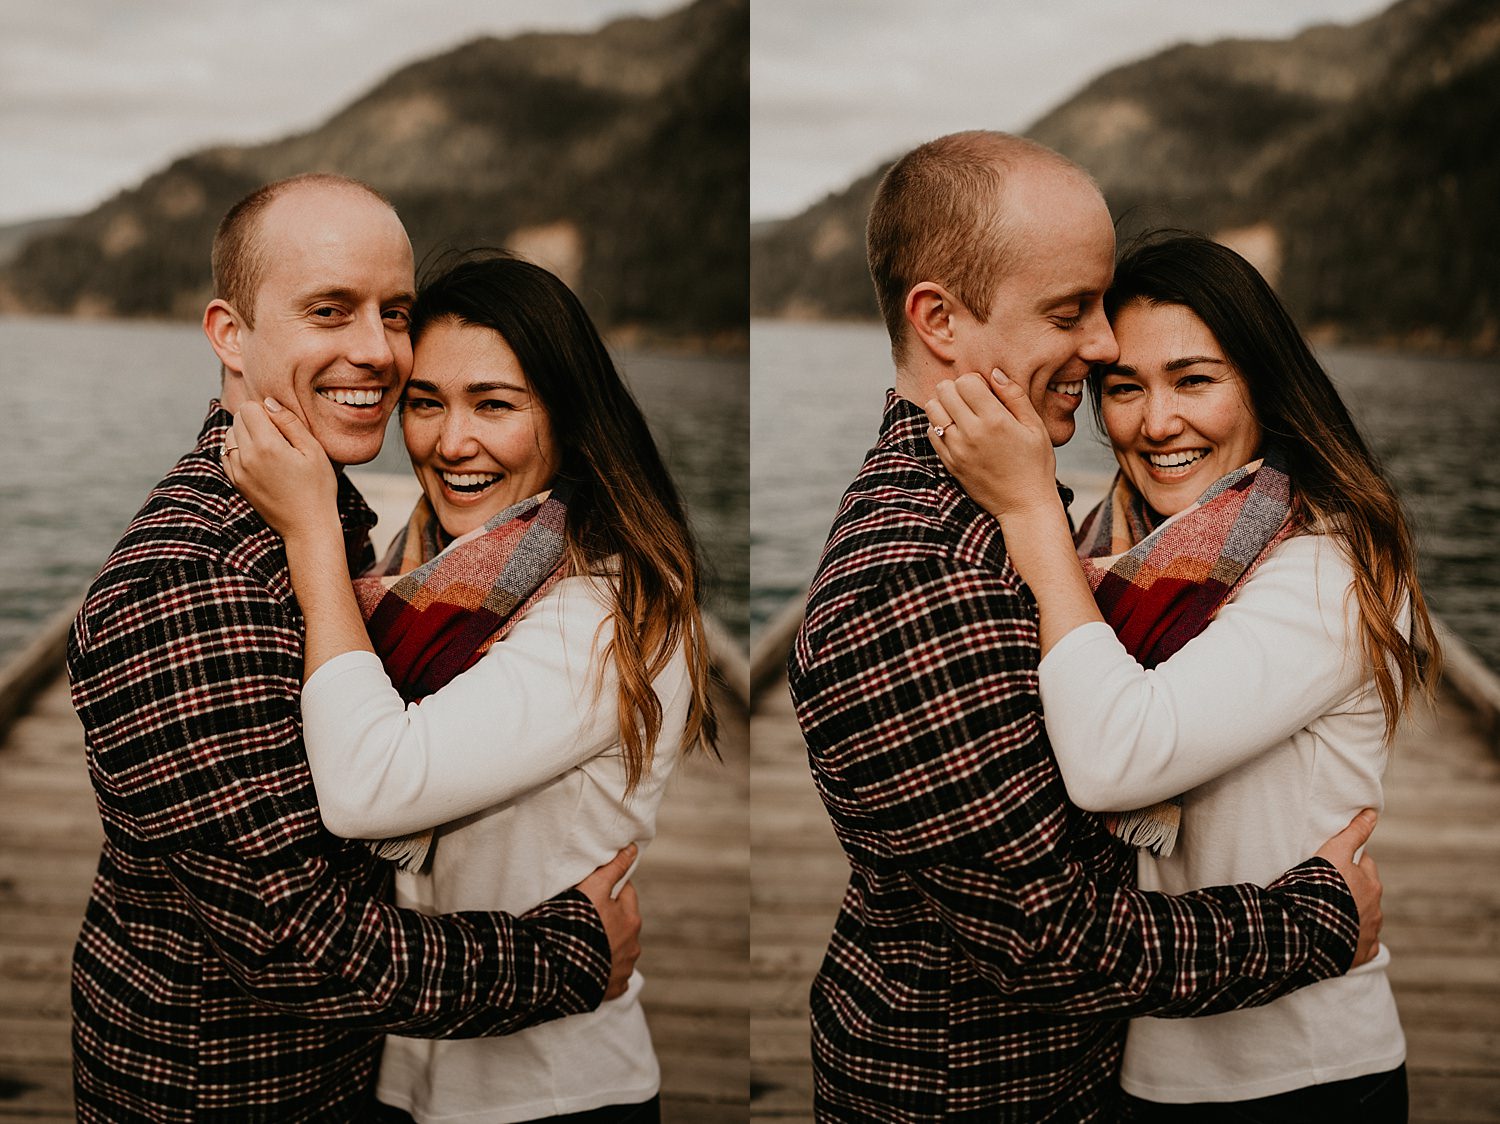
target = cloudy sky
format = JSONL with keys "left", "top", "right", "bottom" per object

{"left": 752, "top": 0, "right": 1394, "bottom": 221}
{"left": 4, "top": 1, "right": 1398, "bottom": 227}
{"left": 0, "top": 0, "right": 682, "bottom": 225}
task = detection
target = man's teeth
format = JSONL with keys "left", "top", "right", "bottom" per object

{"left": 440, "top": 471, "right": 501, "bottom": 492}
{"left": 1147, "top": 450, "right": 1208, "bottom": 469}
{"left": 1050, "top": 379, "right": 1085, "bottom": 396}
{"left": 319, "top": 388, "right": 384, "bottom": 406}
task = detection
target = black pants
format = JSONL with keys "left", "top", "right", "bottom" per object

{"left": 1125, "top": 1064, "right": 1407, "bottom": 1123}
{"left": 370, "top": 1093, "right": 660, "bottom": 1123}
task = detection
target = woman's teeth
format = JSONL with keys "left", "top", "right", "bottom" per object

{"left": 1146, "top": 450, "right": 1208, "bottom": 470}
{"left": 319, "top": 388, "right": 384, "bottom": 406}
{"left": 440, "top": 471, "right": 501, "bottom": 494}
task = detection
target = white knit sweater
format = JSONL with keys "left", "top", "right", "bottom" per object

{"left": 1039, "top": 533, "right": 1404, "bottom": 1102}
{"left": 301, "top": 574, "right": 690, "bottom": 1122}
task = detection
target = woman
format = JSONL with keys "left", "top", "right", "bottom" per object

{"left": 925, "top": 233, "right": 1436, "bottom": 1121}
{"left": 228, "top": 254, "right": 717, "bottom": 1123}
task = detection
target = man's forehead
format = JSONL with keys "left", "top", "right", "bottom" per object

{"left": 285, "top": 279, "right": 417, "bottom": 305}
{"left": 1006, "top": 184, "right": 1115, "bottom": 299}
{"left": 252, "top": 188, "right": 413, "bottom": 294}
{"left": 1015, "top": 232, "right": 1114, "bottom": 298}
{"left": 256, "top": 184, "right": 409, "bottom": 246}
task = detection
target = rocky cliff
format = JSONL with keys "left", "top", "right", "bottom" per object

{"left": 2, "top": 0, "right": 748, "bottom": 346}
{"left": 751, "top": 0, "right": 1499, "bottom": 354}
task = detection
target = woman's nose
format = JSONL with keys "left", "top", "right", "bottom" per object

{"left": 437, "top": 414, "right": 478, "bottom": 459}
{"left": 1142, "top": 392, "right": 1184, "bottom": 441}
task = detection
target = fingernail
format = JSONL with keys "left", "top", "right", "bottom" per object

{"left": 991, "top": 368, "right": 1007, "bottom": 384}
{"left": 264, "top": 397, "right": 282, "bottom": 413}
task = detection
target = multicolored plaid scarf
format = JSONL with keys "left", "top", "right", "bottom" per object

{"left": 1072, "top": 451, "right": 1294, "bottom": 857}
{"left": 353, "top": 483, "right": 573, "bottom": 870}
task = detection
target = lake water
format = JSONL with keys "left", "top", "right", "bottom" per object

{"left": 751, "top": 319, "right": 1500, "bottom": 672}
{"left": 0, "top": 316, "right": 748, "bottom": 662}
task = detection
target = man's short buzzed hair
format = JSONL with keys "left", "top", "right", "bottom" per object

{"left": 866, "top": 130, "right": 1090, "bottom": 360}
{"left": 211, "top": 173, "right": 394, "bottom": 327}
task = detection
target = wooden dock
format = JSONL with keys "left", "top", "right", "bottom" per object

{"left": 0, "top": 666, "right": 749, "bottom": 1122}
{"left": 749, "top": 667, "right": 1500, "bottom": 1122}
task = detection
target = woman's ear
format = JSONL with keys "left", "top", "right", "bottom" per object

{"left": 904, "top": 282, "right": 961, "bottom": 364}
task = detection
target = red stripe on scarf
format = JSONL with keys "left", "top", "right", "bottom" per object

{"left": 1074, "top": 454, "right": 1294, "bottom": 855}
{"left": 355, "top": 492, "right": 572, "bottom": 702}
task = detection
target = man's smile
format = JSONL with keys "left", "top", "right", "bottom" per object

{"left": 316, "top": 387, "right": 386, "bottom": 408}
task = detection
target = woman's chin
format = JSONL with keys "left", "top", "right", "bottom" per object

{"left": 1141, "top": 486, "right": 1193, "bottom": 518}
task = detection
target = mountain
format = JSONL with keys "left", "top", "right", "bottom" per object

{"left": 0, "top": 215, "right": 70, "bottom": 268}
{"left": 0, "top": 0, "right": 748, "bottom": 348}
{"left": 751, "top": 0, "right": 1499, "bottom": 354}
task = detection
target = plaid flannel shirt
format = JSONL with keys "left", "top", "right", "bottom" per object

{"left": 787, "top": 393, "right": 1360, "bottom": 1122}
{"left": 67, "top": 404, "right": 611, "bottom": 1122}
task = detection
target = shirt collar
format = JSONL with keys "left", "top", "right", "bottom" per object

{"left": 197, "top": 400, "right": 377, "bottom": 536}
{"left": 877, "top": 389, "right": 944, "bottom": 469}
{"left": 874, "top": 388, "right": 1075, "bottom": 511}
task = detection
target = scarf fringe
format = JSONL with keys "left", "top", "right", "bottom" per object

{"left": 1079, "top": 453, "right": 1293, "bottom": 858}
{"left": 357, "top": 485, "right": 573, "bottom": 874}
{"left": 368, "top": 830, "right": 434, "bottom": 874}
{"left": 1104, "top": 801, "right": 1181, "bottom": 859}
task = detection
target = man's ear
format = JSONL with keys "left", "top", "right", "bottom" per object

{"left": 204, "top": 300, "right": 251, "bottom": 409}
{"left": 203, "top": 299, "right": 246, "bottom": 375}
{"left": 904, "top": 282, "right": 961, "bottom": 364}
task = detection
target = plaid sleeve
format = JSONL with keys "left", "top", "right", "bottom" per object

{"left": 72, "top": 559, "right": 610, "bottom": 1035}
{"left": 795, "top": 553, "right": 1358, "bottom": 1016}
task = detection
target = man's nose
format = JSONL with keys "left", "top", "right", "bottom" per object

{"left": 1077, "top": 306, "right": 1119, "bottom": 366}
{"left": 345, "top": 308, "right": 396, "bottom": 371}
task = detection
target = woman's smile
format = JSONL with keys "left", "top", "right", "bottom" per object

{"left": 403, "top": 318, "right": 560, "bottom": 538}
{"left": 437, "top": 469, "right": 504, "bottom": 496}
{"left": 1100, "top": 299, "right": 1262, "bottom": 517}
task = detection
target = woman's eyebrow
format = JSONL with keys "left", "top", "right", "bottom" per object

{"left": 1165, "top": 356, "right": 1226, "bottom": 371}
{"left": 403, "top": 379, "right": 528, "bottom": 394}
{"left": 1098, "top": 362, "right": 1134, "bottom": 377}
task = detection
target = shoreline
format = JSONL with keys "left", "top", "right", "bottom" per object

{"left": 0, "top": 594, "right": 750, "bottom": 744}
{"left": 0, "top": 464, "right": 752, "bottom": 741}
{"left": 748, "top": 313, "right": 1500, "bottom": 364}
{"left": 0, "top": 310, "right": 748, "bottom": 360}
{"left": 8, "top": 577, "right": 1493, "bottom": 752}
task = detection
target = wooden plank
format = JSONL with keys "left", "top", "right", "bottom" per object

{"left": 748, "top": 681, "right": 828, "bottom": 1120}
{"left": 1407, "top": 1073, "right": 1500, "bottom": 1123}
{"left": 637, "top": 689, "right": 749, "bottom": 1117}
{"left": 747, "top": 670, "right": 1500, "bottom": 1120}
{"left": 0, "top": 1060, "right": 73, "bottom": 1122}
{"left": 0, "top": 672, "right": 751, "bottom": 1120}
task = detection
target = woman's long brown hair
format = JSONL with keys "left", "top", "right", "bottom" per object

{"left": 1095, "top": 233, "right": 1440, "bottom": 741}
{"left": 411, "top": 253, "right": 717, "bottom": 790}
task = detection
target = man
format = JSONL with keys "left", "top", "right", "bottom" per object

{"left": 786, "top": 132, "right": 1381, "bottom": 1121}
{"left": 68, "top": 174, "right": 640, "bottom": 1121}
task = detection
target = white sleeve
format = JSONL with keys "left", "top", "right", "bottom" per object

{"left": 300, "top": 575, "right": 619, "bottom": 839}
{"left": 1037, "top": 534, "right": 1368, "bottom": 812}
